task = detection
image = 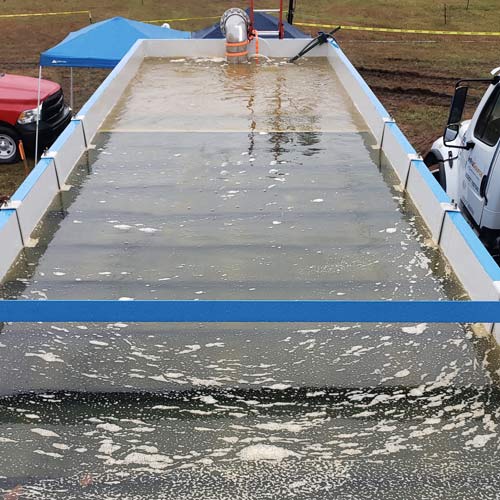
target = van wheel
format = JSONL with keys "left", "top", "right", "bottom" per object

{"left": 0, "top": 126, "right": 20, "bottom": 164}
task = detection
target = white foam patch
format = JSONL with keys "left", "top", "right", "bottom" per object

{"left": 123, "top": 452, "right": 173, "bottom": 470}
{"left": 31, "top": 428, "right": 60, "bottom": 438}
{"left": 0, "top": 437, "right": 17, "bottom": 443}
{"left": 53, "top": 443, "right": 70, "bottom": 450}
{"left": 97, "top": 423, "right": 122, "bottom": 433}
{"left": 238, "top": 444, "right": 299, "bottom": 462}
{"left": 25, "top": 352, "right": 64, "bottom": 363}
{"left": 402, "top": 323, "right": 428, "bottom": 334}
{"left": 34, "top": 450, "right": 63, "bottom": 458}
{"left": 98, "top": 442, "right": 121, "bottom": 455}
{"left": 179, "top": 344, "right": 201, "bottom": 354}
{"left": 89, "top": 340, "right": 109, "bottom": 346}
{"left": 199, "top": 396, "right": 218, "bottom": 405}
{"left": 466, "top": 434, "right": 496, "bottom": 448}
{"left": 266, "top": 384, "right": 291, "bottom": 390}
{"left": 149, "top": 375, "right": 169, "bottom": 383}
{"left": 206, "top": 342, "right": 224, "bottom": 348}
{"left": 255, "top": 422, "right": 305, "bottom": 433}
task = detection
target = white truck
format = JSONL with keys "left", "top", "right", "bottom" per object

{"left": 425, "top": 67, "right": 500, "bottom": 255}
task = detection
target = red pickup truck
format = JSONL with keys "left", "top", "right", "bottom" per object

{"left": 0, "top": 73, "right": 71, "bottom": 164}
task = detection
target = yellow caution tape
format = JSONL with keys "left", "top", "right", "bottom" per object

{"left": 295, "top": 22, "right": 500, "bottom": 36}
{"left": 147, "top": 16, "right": 220, "bottom": 23}
{"left": 3, "top": 11, "right": 496, "bottom": 37}
{"left": 0, "top": 10, "right": 90, "bottom": 19}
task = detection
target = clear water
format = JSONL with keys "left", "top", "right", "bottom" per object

{"left": 0, "top": 58, "right": 499, "bottom": 499}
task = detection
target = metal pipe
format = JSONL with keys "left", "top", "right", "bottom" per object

{"left": 278, "top": 0, "right": 284, "bottom": 39}
{"left": 221, "top": 8, "right": 250, "bottom": 64}
{"left": 35, "top": 65, "right": 42, "bottom": 164}
{"left": 70, "top": 67, "right": 74, "bottom": 112}
{"left": 287, "top": 0, "right": 296, "bottom": 25}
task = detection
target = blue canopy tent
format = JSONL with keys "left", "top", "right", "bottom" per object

{"left": 40, "top": 17, "right": 190, "bottom": 69}
{"left": 35, "top": 17, "right": 190, "bottom": 159}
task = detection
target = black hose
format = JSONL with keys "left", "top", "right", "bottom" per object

{"left": 288, "top": 26, "right": 341, "bottom": 63}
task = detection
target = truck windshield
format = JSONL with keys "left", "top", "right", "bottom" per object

{"left": 475, "top": 85, "right": 500, "bottom": 146}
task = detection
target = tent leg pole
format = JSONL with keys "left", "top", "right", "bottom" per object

{"left": 70, "top": 67, "right": 74, "bottom": 112}
{"left": 35, "top": 66, "right": 42, "bottom": 165}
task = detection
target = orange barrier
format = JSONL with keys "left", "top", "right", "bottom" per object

{"left": 18, "top": 140, "right": 29, "bottom": 176}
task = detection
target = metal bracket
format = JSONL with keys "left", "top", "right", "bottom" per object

{"left": 437, "top": 202, "right": 460, "bottom": 245}
{"left": 403, "top": 153, "right": 422, "bottom": 191}
{"left": 0, "top": 200, "right": 24, "bottom": 246}
{"left": 490, "top": 281, "right": 500, "bottom": 336}
{"left": 378, "top": 117, "right": 396, "bottom": 167}
{"left": 0, "top": 200, "right": 21, "bottom": 210}
{"left": 74, "top": 116, "right": 88, "bottom": 148}
{"left": 42, "top": 152, "right": 61, "bottom": 190}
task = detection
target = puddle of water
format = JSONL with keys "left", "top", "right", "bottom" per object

{"left": 104, "top": 58, "right": 366, "bottom": 133}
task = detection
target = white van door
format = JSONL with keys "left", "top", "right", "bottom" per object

{"left": 462, "top": 85, "right": 500, "bottom": 226}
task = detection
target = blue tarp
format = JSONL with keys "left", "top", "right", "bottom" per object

{"left": 40, "top": 17, "right": 190, "bottom": 68}
{"left": 193, "top": 10, "right": 308, "bottom": 39}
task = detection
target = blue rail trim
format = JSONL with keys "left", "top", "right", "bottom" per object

{"left": 0, "top": 300, "right": 499, "bottom": 323}
{"left": 12, "top": 158, "right": 53, "bottom": 201}
{"left": 447, "top": 211, "right": 500, "bottom": 281}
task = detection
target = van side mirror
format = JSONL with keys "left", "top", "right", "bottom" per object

{"left": 444, "top": 123, "right": 460, "bottom": 143}
{"left": 448, "top": 86, "right": 468, "bottom": 124}
{"left": 443, "top": 85, "right": 469, "bottom": 148}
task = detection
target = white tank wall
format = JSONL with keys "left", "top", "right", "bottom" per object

{"left": 326, "top": 41, "right": 500, "bottom": 339}
{"left": 78, "top": 40, "right": 146, "bottom": 140}
{"left": 0, "top": 211, "right": 24, "bottom": 279}
{"left": 43, "top": 120, "right": 87, "bottom": 184}
{"left": 0, "top": 38, "right": 499, "bottom": 338}
{"left": 327, "top": 44, "right": 389, "bottom": 145}
{"left": 144, "top": 38, "right": 327, "bottom": 59}
{"left": 15, "top": 159, "right": 59, "bottom": 243}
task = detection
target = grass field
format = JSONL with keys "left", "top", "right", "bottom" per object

{"left": 0, "top": 0, "right": 499, "bottom": 195}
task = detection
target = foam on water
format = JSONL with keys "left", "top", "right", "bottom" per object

{"left": 0, "top": 58, "right": 499, "bottom": 498}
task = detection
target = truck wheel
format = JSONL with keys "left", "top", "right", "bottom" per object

{"left": 0, "top": 126, "right": 20, "bottom": 164}
{"left": 424, "top": 151, "right": 446, "bottom": 191}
